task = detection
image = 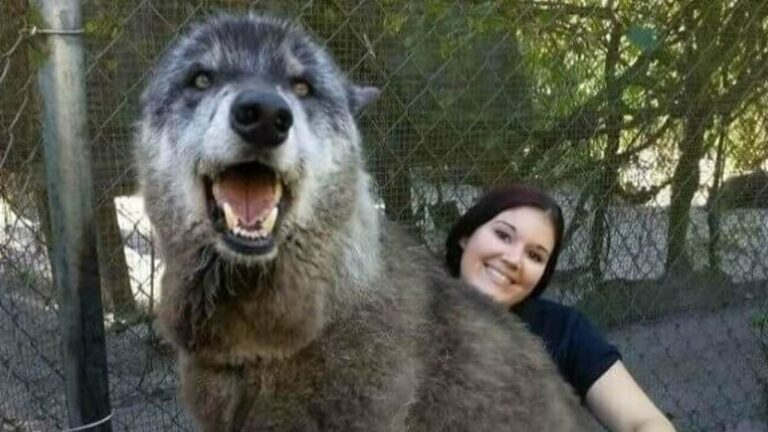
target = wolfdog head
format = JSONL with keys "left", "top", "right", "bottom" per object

{"left": 135, "top": 13, "right": 379, "bottom": 267}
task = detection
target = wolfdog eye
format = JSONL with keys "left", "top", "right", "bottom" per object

{"left": 190, "top": 72, "right": 213, "bottom": 90}
{"left": 291, "top": 79, "right": 311, "bottom": 98}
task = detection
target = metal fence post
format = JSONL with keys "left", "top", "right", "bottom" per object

{"left": 33, "top": 0, "right": 113, "bottom": 430}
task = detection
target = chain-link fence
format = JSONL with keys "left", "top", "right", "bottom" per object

{"left": 1, "top": 0, "right": 767, "bottom": 431}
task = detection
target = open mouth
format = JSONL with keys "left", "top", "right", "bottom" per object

{"left": 204, "top": 161, "right": 286, "bottom": 256}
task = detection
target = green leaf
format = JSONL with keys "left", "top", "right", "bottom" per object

{"left": 626, "top": 25, "right": 658, "bottom": 52}
{"left": 753, "top": 313, "right": 768, "bottom": 329}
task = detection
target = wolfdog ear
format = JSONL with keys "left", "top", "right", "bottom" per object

{"left": 349, "top": 85, "right": 380, "bottom": 115}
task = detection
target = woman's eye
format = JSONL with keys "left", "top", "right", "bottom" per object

{"left": 292, "top": 79, "right": 311, "bottom": 98}
{"left": 528, "top": 251, "right": 545, "bottom": 264}
{"left": 190, "top": 72, "right": 212, "bottom": 90}
{"left": 494, "top": 229, "right": 511, "bottom": 242}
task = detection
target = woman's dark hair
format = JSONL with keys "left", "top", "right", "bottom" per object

{"left": 444, "top": 184, "right": 565, "bottom": 300}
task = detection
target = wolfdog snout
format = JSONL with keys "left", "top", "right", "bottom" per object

{"left": 230, "top": 90, "right": 293, "bottom": 147}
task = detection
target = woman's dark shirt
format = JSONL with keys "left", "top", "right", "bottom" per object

{"left": 513, "top": 298, "right": 622, "bottom": 399}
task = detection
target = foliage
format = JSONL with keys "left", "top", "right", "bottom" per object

{"left": 366, "top": 0, "right": 768, "bottom": 276}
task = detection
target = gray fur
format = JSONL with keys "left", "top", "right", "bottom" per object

{"left": 134, "top": 12, "right": 594, "bottom": 431}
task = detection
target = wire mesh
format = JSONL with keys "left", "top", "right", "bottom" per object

{"left": 1, "top": 0, "right": 767, "bottom": 430}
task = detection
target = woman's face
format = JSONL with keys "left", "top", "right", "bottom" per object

{"left": 459, "top": 206, "right": 555, "bottom": 308}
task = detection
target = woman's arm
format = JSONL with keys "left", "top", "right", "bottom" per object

{"left": 585, "top": 361, "right": 676, "bottom": 432}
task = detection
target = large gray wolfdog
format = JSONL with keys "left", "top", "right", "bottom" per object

{"left": 134, "top": 13, "right": 592, "bottom": 431}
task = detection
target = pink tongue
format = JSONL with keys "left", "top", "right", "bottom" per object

{"left": 213, "top": 168, "right": 276, "bottom": 227}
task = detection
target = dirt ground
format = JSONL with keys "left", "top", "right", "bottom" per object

{"left": 608, "top": 302, "right": 768, "bottom": 432}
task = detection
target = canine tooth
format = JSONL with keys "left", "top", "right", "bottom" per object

{"left": 274, "top": 182, "right": 283, "bottom": 203}
{"left": 222, "top": 202, "right": 238, "bottom": 230}
{"left": 263, "top": 206, "right": 278, "bottom": 233}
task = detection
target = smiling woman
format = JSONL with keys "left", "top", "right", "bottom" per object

{"left": 458, "top": 206, "right": 555, "bottom": 307}
{"left": 445, "top": 185, "right": 677, "bottom": 432}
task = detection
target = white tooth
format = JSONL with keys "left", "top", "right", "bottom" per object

{"left": 237, "top": 226, "right": 259, "bottom": 239}
{"left": 274, "top": 182, "right": 283, "bottom": 203}
{"left": 222, "top": 202, "right": 238, "bottom": 230}
{"left": 262, "top": 206, "right": 279, "bottom": 233}
{"left": 486, "top": 266, "right": 512, "bottom": 284}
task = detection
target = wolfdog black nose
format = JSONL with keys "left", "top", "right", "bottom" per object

{"left": 230, "top": 90, "right": 293, "bottom": 147}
